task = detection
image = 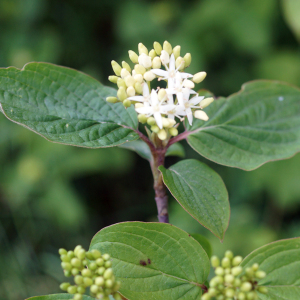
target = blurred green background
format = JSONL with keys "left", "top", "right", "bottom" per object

{"left": 1, "top": 0, "right": 300, "bottom": 299}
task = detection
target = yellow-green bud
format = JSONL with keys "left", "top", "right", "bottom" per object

{"left": 117, "top": 87, "right": 127, "bottom": 101}
{"left": 224, "top": 274, "right": 234, "bottom": 283}
{"left": 163, "top": 41, "right": 172, "bottom": 55}
{"left": 169, "top": 127, "right": 178, "bottom": 137}
{"left": 59, "top": 248, "right": 67, "bottom": 255}
{"left": 237, "top": 292, "right": 246, "bottom": 300}
{"left": 108, "top": 75, "right": 119, "bottom": 84}
{"left": 67, "top": 285, "right": 77, "bottom": 294}
{"left": 255, "top": 271, "right": 266, "bottom": 279}
{"left": 122, "top": 61, "right": 131, "bottom": 72}
{"left": 160, "top": 50, "right": 170, "bottom": 65}
{"left": 173, "top": 45, "right": 181, "bottom": 59}
{"left": 85, "top": 252, "right": 94, "bottom": 260}
{"left": 95, "top": 276, "right": 105, "bottom": 286}
{"left": 124, "top": 75, "right": 135, "bottom": 87}
{"left": 96, "top": 258, "right": 104, "bottom": 266}
{"left": 74, "top": 245, "right": 82, "bottom": 255}
{"left": 208, "top": 287, "right": 217, "bottom": 296}
{"left": 158, "top": 129, "right": 167, "bottom": 140}
{"left": 162, "top": 118, "right": 170, "bottom": 128}
{"left": 106, "top": 96, "right": 118, "bottom": 103}
{"left": 117, "top": 78, "right": 126, "bottom": 89}
{"left": 147, "top": 117, "right": 156, "bottom": 126}
{"left": 105, "top": 261, "right": 112, "bottom": 268}
{"left": 144, "top": 71, "right": 156, "bottom": 81}
{"left": 157, "top": 88, "right": 166, "bottom": 101}
{"left": 225, "top": 288, "right": 235, "bottom": 298}
{"left": 134, "top": 74, "right": 143, "bottom": 83}
{"left": 61, "top": 254, "right": 70, "bottom": 262}
{"left": 103, "top": 296, "right": 110, "bottom": 300}
{"left": 127, "top": 86, "right": 135, "bottom": 97}
{"left": 216, "top": 295, "right": 225, "bottom": 300}
{"left": 67, "top": 250, "right": 75, "bottom": 259}
{"left": 64, "top": 270, "right": 72, "bottom": 277}
{"left": 153, "top": 41, "right": 162, "bottom": 55}
{"left": 234, "top": 278, "right": 242, "bottom": 287}
{"left": 113, "top": 281, "right": 121, "bottom": 292}
{"left": 90, "top": 284, "right": 99, "bottom": 294}
{"left": 149, "top": 49, "right": 156, "bottom": 59}
{"left": 111, "top": 61, "right": 122, "bottom": 76}
{"left": 232, "top": 266, "right": 243, "bottom": 276}
{"left": 222, "top": 257, "right": 231, "bottom": 268}
{"left": 252, "top": 263, "right": 259, "bottom": 271}
{"left": 114, "top": 293, "right": 122, "bottom": 300}
{"left": 225, "top": 267, "right": 231, "bottom": 274}
{"left": 77, "top": 286, "right": 86, "bottom": 294}
{"left": 138, "top": 114, "right": 148, "bottom": 124}
{"left": 225, "top": 250, "right": 234, "bottom": 260}
{"left": 134, "top": 64, "right": 146, "bottom": 75}
{"left": 183, "top": 79, "right": 195, "bottom": 89}
{"left": 98, "top": 266, "right": 105, "bottom": 275}
{"left": 71, "top": 268, "right": 79, "bottom": 276}
{"left": 135, "top": 82, "right": 143, "bottom": 94}
{"left": 105, "top": 279, "right": 114, "bottom": 288}
{"left": 82, "top": 268, "right": 92, "bottom": 277}
{"left": 74, "top": 275, "right": 84, "bottom": 285}
{"left": 138, "top": 43, "right": 148, "bottom": 55}
{"left": 61, "top": 262, "right": 72, "bottom": 271}
{"left": 82, "top": 259, "right": 87, "bottom": 266}
{"left": 246, "top": 267, "right": 254, "bottom": 277}
{"left": 246, "top": 291, "right": 256, "bottom": 300}
{"left": 193, "top": 71, "right": 207, "bottom": 83}
{"left": 89, "top": 262, "right": 98, "bottom": 271}
{"left": 215, "top": 267, "right": 224, "bottom": 276}
{"left": 152, "top": 57, "right": 161, "bottom": 69}
{"left": 211, "top": 256, "right": 220, "bottom": 268}
{"left": 175, "top": 56, "right": 185, "bottom": 70}
{"left": 201, "top": 293, "right": 211, "bottom": 300}
{"left": 258, "top": 286, "right": 268, "bottom": 294}
{"left": 97, "top": 293, "right": 105, "bottom": 299}
{"left": 83, "top": 277, "right": 93, "bottom": 287}
{"left": 71, "top": 258, "right": 81, "bottom": 268}
{"left": 194, "top": 110, "right": 209, "bottom": 121}
{"left": 241, "top": 282, "right": 252, "bottom": 292}
{"left": 102, "top": 254, "right": 111, "bottom": 261}
{"left": 123, "top": 99, "right": 132, "bottom": 107}
{"left": 60, "top": 282, "right": 70, "bottom": 291}
{"left": 128, "top": 50, "right": 139, "bottom": 63}
{"left": 104, "top": 268, "right": 113, "bottom": 279}
{"left": 120, "top": 68, "right": 130, "bottom": 78}
{"left": 232, "top": 256, "right": 243, "bottom": 266}
{"left": 74, "top": 294, "right": 83, "bottom": 300}
{"left": 77, "top": 249, "right": 86, "bottom": 260}
{"left": 183, "top": 53, "right": 192, "bottom": 67}
{"left": 151, "top": 125, "right": 160, "bottom": 133}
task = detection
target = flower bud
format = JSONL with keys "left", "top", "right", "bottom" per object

{"left": 225, "top": 250, "right": 234, "bottom": 260}
{"left": 74, "top": 294, "right": 83, "bottom": 300}
{"left": 211, "top": 256, "right": 220, "bottom": 268}
{"left": 224, "top": 274, "right": 234, "bottom": 283}
{"left": 149, "top": 49, "right": 156, "bottom": 59}
{"left": 123, "top": 99, "right": 132, "bottom": 107}
{"left": 120, "top": 68, "right": 130, "bottom": 78}
{"left": 173, "top": 45, "right": 181, "bottom": 59}
{"left": 153, "top": 41, "right": 162, "bottom": 55}
{"left": 71, "top": 268, "right": 79, "bottom": 276}
{"left": 232, "top": 256, "right": 243, "bottom": 266}
{"left": 240, "top": 282, "right": 252, "bottom": 292}
{"left": 67, "top": 251, "right": 75, "bottom": 259}
{"left": 215, "top": 267, "right": 224, "bottom": 276}
{"left": 59, "top": 248, "right": 67, "bottom": 255}
{"left": 127, "top": 86, "right": 135, "bottom": 97}
{"left": 104, "top": 268, "right": 113, "bottom": 279}
{"left": 114, "top": 293, "right": 122, "bottom": 300}
{"left": 61, "top": 254, "right": 70, "bottom": 262}
{"left": 117, "top": 87, "right": 127, "bottom": 101}
{"left": 71, "top": 258, "right": 82, "bottom": 268}
{"left": 61, "top": 262, "right": 72, "bottom": 271}
{"left": 103, "top": 254, "right": 111, "bottom": 261}
{"left": 105, "top": 279, "right": 114, "bottom": 288}
{"left": 138, "top": 53, "right": 152, "bottom": 68}
{"left": 225, "top": 288, "right": 235, "bottom": 298}
{"left": 258, "top": 286, "right": 268, "bottom": 294}
{"left": 246, "top": 267, "right": 254, "bottom": 277}
{"left": 193, "top": 71, "right": 207, "bottom": 83}
{"left": 82, "top": 268, "right": 92, "bottom": 277}
{"left": 134, "top": 74, "right": 143, "bottom": 83}
{"left": 95, "top": 276, "right": 105, "bottom": 286}
{"left": 157, "top": 88, "right": 166, "bottom": 101}
{"left": 221, "top": 257, "right": 231, "bottom": 268}
{"left": 163, "top": 41, "right": 172, "bottom": 55}
{"left": 90, "top": 284, "right": 99, "bottom": 294}
{"left": 77, "top": 249, "right": 86, "bottom": 260}
{"left": 98, "top": 266, "right": 105, "bottom": 275}
{"left": 106, "top": 97, "right": 118, "bottom": 103}
{"left": 135, "top": 82, "right": 143, "bottom": 94}
{"left": 183, "top": 53, "right": 192, "bottom": 67}
{"left": 67, "top": 285, "right": 77, "bottom": 294}
{"left": 83, "top": 277, "right": 93, "bottom": 287}
{"left": 152, "top": 56, "right": 162, "bottom": 69}
{"left": 111, "top": 61, "right": 122, "bottom": 76}
{"left": 137, "top": 114, "right": 147, "bottom": 124}
{"left": 138, "top": 43, "right": 148, "bottom": 55}
{"left": 85, "top": 252, "right": 94, "bottom": 260}
{"left": 105, "top": 261, "right": 112, "bottom": 268}
{"left": 160, "top": 50, "right": 170, "bottom": 65}
{"left": 194, "top": 110, "right": 209, "bottom": 121}
{"left": 151, "top": 125, "right": 159, "bottom": 133}
{"left": 77, "top": 286, "right": 86, "bottom": 294}
{"left": 255, "top": 271, "right": 266, "bottom": 279}
{"left": 134, "top": 64, "right": 146, "bottom": 75}
{"left": 237, "top": 292, "right": 246, "bottom": 300}
{"left": 64, "top": 270, "right": 72, "bottom": 277}
{"left": 162, "top": 118, "right": 170, "bottom": 128}
{"left": 128, "top": 50, "right": 139, "bottom": 63}
{"left": 207, "top": 287, "right": 217, "bottom": 296}
{"left": 175, "top": 56, "right": 185, "bottom": 70}
{"left": 246, "top": 291, "right": 256, "bottom": 300}
{"left": 74, "top": 275, "right": 84, "bottom": 285}
{"left": 144, "top": 71, "right": 156, "bottom": 81}
{"left": 183, "top": 79, "right": 195, "bottom": 89}
{"left": 201, "top": 294, "right": 211, "bottom": 300}
{"left": 158, "top": 129, "right": 167, "bottom": 140}
{"left": 122, "top": 61, "right": 131, "bottom": 72}
{"left": 60, "top": 282, "right": 70, "bottom": 291}
{"left": 96, "top": 258, "right": 104, "bottom": 266}
{"left": 232, "top": 266, "right": 243, "bottom": 276}
{"left": 108, "top": 75, "right": 118, "bottom": 84}
{"left": 117, "top": 78, "right": 126, "bottom": 89}
{"left": 89, "top": 262, "right": 98, "bottom": 271}
{"left": 147, "top": 117, "right": 156, "bottom": 126}
{"left": 169, "top": 127, "right": 178, "bottom": 136}
{"left": 252, "top": 263, "right": 259, "bottom": 271}
{"left": 124, "top": 75, "right": 135, "bottom": 87}
{"left": 234, "top": 278, "right": 242, "bottom": 287}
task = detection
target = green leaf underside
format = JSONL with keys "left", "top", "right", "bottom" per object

{"left": 189, "top": 233, "right": 212, "bottom": 258}
{"left": 26, "top": 294, "right": 94, "bottom": 300}
{"left": 0, "top": 63, "right": 139, "bottom": 148}
{"left": 187, "top": 81, "right": 300, "bottom": 170}
{"left": 241, "top": 238, "right": 300, "bottom": 300}
{"left": 159, "top": 159, "right": 229, "bottom": 240}
{"left": 119, "top": 140, "right": 185, "bottom": 160}
{"left": 90, "top": 222, "right": 210, "bottom": 300}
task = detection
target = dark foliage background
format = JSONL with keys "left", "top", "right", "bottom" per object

{"left": 1, "top": 0, "right": 300, "bottom": 299}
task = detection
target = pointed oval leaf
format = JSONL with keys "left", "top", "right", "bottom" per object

{"left": 90, "top": 222, "right": 210, "bottom": 300}
{"left": 189, "top": 233, "right": 212, "bottom": 258}
{"left": 0, "top": 63, "right": 138, "bottom": 148}
{"left": 159, "top": 159, "right": 229, "bottom": 240}
{"left": 241, "top": 238, "right": 300, "bottom": 300}
{"left": 26, "top": 294, "right": 94, "bottom": 300}
{"left": 187, "top": 81, "right": 300, "bottom": 170}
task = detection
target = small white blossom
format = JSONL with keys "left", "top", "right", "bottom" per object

{"left": 128, "top": 82, "right": 150, "bottom": 104}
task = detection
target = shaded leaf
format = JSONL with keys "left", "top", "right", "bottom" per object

{"left": 189, "top": 233, "right": 212, "bottom": 258}
{"left": 282, "top": 0, "right": 300, "bottom": 42}
{"left": 166, "top": 142, "right": 185, "bottom": 158}
{"left": 26, "top": 294, "right": 94, "bottom": 300}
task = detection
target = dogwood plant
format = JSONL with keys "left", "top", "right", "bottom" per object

{"left": 0, "top": 41, "right": 300, "bottom": 300}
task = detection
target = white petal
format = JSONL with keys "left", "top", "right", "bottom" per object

{"left": 169, "top": 54, "right": 176, "bottom": 71}
{"left": 177, "top": 92, "right": 184, "bottom": 106}
{"left": 143, "top": 82, "right": 150, "bottom": 96}
{"left": 180, "top": 72, "right": 193, "bottom": 79}
{"left": 128, "top": 96, "right": 145, "bottom": 102}
{"left": 186, "top": 108, "right": 193, "bottom": 125}
{"left": 167, "top": 93, "right": 174, "bottom": 105}
{"left": 154, "top": 112, "right": 163, "bottom": 129}
{"left": 151, "top": 69, "right": 168, "bottom": 77}
{"left": 189, "top": 96, "right": 204, "bottom": 106}
{"left": 135, "top": 106, "right": 153, "bottom": 114}
{"left": 150, "top": 89, "right": 159, "bottom": 106}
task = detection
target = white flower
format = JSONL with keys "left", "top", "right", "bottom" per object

{"left": 128, "top": 82, "right": 150, "bottom": 104}
{"left": 152, "top": 54, "right": 193, "bottom": 90}
{"left": 135, "top": 89, "right": 173, "bottom": 129}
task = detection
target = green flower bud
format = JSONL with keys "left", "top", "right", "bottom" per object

{"left": 89, "top": 262, "right": 98, "bottom": 271}
{"left": 240, "top": 282, "right": 252, "bottom": 292}
{"left": 232, "top": 266, "right": 243, "bottom": 276}
{"left": 175, "top": 56, "right": 185, "bottom": 71}
{"left": 246, "top": 267, "right": 254, "bottom": 277}
{"left": 95, "top": 276, "right": 105, "bottom": 286}
{"left": 105, "top": 261, "right": 112, "bottom": 268}
{"left": 85, "top": 252, "right": 94, "bottom": 260}
{"left": 103, "top": 268, "right": 113, "bottom": 279}
{"left": 208, "top": 287, "right": 217, "bottom": 296}
{"left": 153, "top": 42, "right": 162, "bottom": 55}
{"left": 97, "top": 293, "right": 105, "bottom": 299}
{"left": 149, "top": 49, "right": 157, "bottom": 59}
{"left": 71, "top": 258, "right": 82, "bottom": 268}
{"left": 246, "top": 291, "right": 256, "bottom": 300}
{"left": 183, "top": 53, "right": 191, "bottom": 67}
{"left": 74, "top": 275, "right": 84, "bottom": 285}
{"left": 252, "top": 263, "right": 259, "bottom": 271}
{"left": 201, "top": 293, "right": 211, "bottom": 300}
{"left": 138, "top": 114, "right": 148, "bottom": 124}
{"left": 224, "top": 274, "right": 234, "bottom": 284}
{"left": 74, "top": 245, "right": 82, "bottom": 254}
{"left": 237, "top": 292, "right": 246, "bottom": 300}
{"left": 61, "top": 262, "right": 72, "bottom": 271}
{"left": 222, "top": 257, "right": 231, "bottom": 268}
{"left": 71, "top": 268, "right": 80, "bottom": 276}
{"left": 60, "top": 254, "right": 70, "bottom": 262}
{"left": 117, "top": 78, "right": 127, "bottom": 89}
{"left": 255, "top": 271, "right": 266, "bottom": 279}
{"left": 104, "top": 288, "right": 112, "bottom": 296}
{"left": 82, "top": 268, "right": 92, "bottom": 277}
{"left": 105, "top": 279, "right": 114, "bottom": 288}
{"left": 98, "top": 266, "right": 106, "bottom": 275}
{"left": 169, "top": 127, "right": 178, "bottom": 137}
{"left": 211, "top": 256, "right": 220, "bottom": 268}
{"left": 209, "top": 277, "right": 219, "bottom": 288}
{"left": 90, "top": 284, "right": 99, "bottom": 294}
{"left": 123, "top": 99, "right": 132, "bottom": 107}
{"left": 232, "top": 256, "right": 243, "bottom": 266}
{"left": 173, "top": 45, "right": 181, "bottom": 59}
{"left": 216, "top": 295, "right": 225, "bottom": 300}
{"left": 224, "top": 267, "right": 231, "bottom": 274}
{"left": 67, "top": 285, "right": 77, "bottom": 294}
{"left": 215, "top": 267, "right": 224, "bottom": 276}
{"left": 163, "top": 41, "right": 172, "bottom": 55}
{"left": 134, "top": 82, "right": 143, "bottom": 94}
{"left": 152, "top": 57, "right": 161, "bottom": 69}
{"left": 147, "top": 117, "right": 156, "bottom": 126}
{"left": 77, "top": 249, "right": 86, "bottom": 260}
{"left": 225, "top": 250, "right": 234, "bottom": 260}
{"left": 64, "top": 270, "right": 72, "bottom": 277}
{"left": 117, "top": 87, "right": 127, "bottom": 101}
{"left": 103, "top": 296, "right": 110, "bottom": 300}
{"left": 113, "top": 293, "right": 122, "bottom": 300}
{"left": 77, "top": 286, "right": 86, "bottom": 294}
{"left": 192, "top": 71, "right": 207, "bottom": 84}
{"left": 128, "top": 50, "right": 139, "bottom": 64}
{"left": 67, "top": 251, "right": 75, "bottom": 259}
{"left": 74, "top": 294, "right": 83, "bottom": 300}
{"left": 83, "top": 277, "right": 93, "bottom": 287}
{"left": 158, "top": 129, "right": 167, "bottom": 140}
{"left": 122, "top": 61, "right": 131, "bottom": 73}
{"left": 60, "top": 282, "right": 70, "bottom": 291}
{"left": 108, "top": 75, "right": 119, "bottom": 84}
{"left": 225, "top": 288, "right": 235, "bottom": 298}
{"left": 113, "top": 280, "right": 121, "bottom": 292}
{"left": 111, "top": 61, "right": 122, "bottom": 76}
{"left": 257, "top": 286, "right": 268, "bottom": 294}
{"left": 106, "top": 96, "right": 118, "bottom": 103}
{"left": 144, "top": 71, "right": 156, "bottom": 81}
{"left": 234, "top": 278, "right": 242, "bottom": 287}
{"left": 59, "top": 248, "right": 67, "bottom": 255}
{"left": 194, "top": 110, "right": 209, "bottom": 121}
{"left": 138, "top": 43, "right": 148, "bottom": 55}
{"left": 127, "top": 86, "right": 135, "bottom": 97}
{"left": 124, "top": 75, "right": 135, "bottom": 87}
{"left": 134, "top": 64, "right": 146, "bottom": 75}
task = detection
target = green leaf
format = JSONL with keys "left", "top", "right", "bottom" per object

{"left": 90, "top": 222, "right": 210, "bottom": 300}
{"left": 241, "top": 238, "right": 300, "bottom": 300}
{"left": 26, "top": 294, "right": 94, "bottom": 300}
{"left": 189, "top": 233, "right": 212, "bottom": 258}
{"left": 187, "top": 81, "right": 300, "bottom": 170}
{"left": 159, "top": 159, "right": 229, "bottom": 240}
{"left": 0, "top": 63, "right": 139, "bottom": 148}
{"left": 119, "top": 141, "right": 185, "bottom": 160}
{"left": 282, "top": 0, "right": 300, "bottom": 42}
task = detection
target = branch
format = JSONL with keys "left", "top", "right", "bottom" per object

{"left": 167, "top": 130, "right": 191, "bottom": 147}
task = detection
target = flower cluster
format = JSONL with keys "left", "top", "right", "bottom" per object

{"left": 106, "top": 41, "right": 214, "bottom": 140}
{"left": 59, "top": 245, "right": 121, "bottom": 300}
{"left": 202, "top": 251, "right": 268, "bottom": 300}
